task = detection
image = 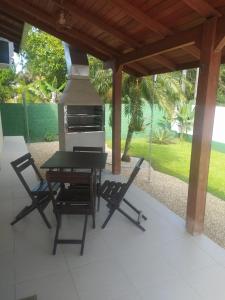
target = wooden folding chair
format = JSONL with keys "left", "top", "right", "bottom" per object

{"left": 99, "top": 158, "right": 147, "bottom": 231}
{"left": 46, "top": 170, "right": 95, "bottom": 255}
{"left": 73, "top": 146, "right": 103, "bottom": 211}
{"left": 10, "top": 153, "right": 59, "bottom": 228}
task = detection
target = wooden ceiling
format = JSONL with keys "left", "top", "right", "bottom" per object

{"left": 0, "top": 9, "right": 24, "bottom": 52}
{"left": 1, "top": 0, "right": 225, "bottom": 76}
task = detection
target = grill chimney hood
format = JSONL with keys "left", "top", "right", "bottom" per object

{"left": 61, "top": 43, "right": 102, "bottom": 106}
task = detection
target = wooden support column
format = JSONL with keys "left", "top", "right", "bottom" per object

{"left": 112, "top": 62, "right": 123, "bottom": 174}
{"left": 186, "top": 18, "right": 222, "bottom": 234}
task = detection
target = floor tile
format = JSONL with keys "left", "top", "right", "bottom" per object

{"left": 70, "top": 258, "right": 137, "bottom": 300}
{"left": 117, "top": 249, "right": 178, "bottom": 290}
{"left": 159, "top": 236, "right": 217, "bottom": 278}
{"left": 139, "top": 277, "right": 202, "bottom": 300}
{"left": 16, "top": 270, "right": 79, "bottom": 300}
{"left": 0, "top": 251, "right": 15, "bottom": 286}
{"left": 0, "top": 283, "right": 15, "bottom": 300}
{"left": 186, "top": 265, "right": 225, "bottom": 300}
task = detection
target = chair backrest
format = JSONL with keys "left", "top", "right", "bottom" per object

{"left": 73, "top": 146, "right": 103, "bottom": 153}
{"left": 126, "top": 157, "right": 144, "bottom": 186}
{"left": 46, "top": 170, "right": 95, "bottom": 210}
{"left": 100, "top": 157, "right": 144, "bottom": 205}
{"left": 11, "top": 153, "right": 43, "bottom": 198}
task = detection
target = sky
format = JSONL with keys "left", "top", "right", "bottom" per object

{"left": 13, "top": 52, "right": 23, "bottom": 73}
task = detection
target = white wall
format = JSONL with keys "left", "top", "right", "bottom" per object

{"left": 172, "top": 106, "right": 225, "bottom": 144}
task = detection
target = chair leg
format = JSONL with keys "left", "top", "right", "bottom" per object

{"left": 38, "top": 207, "right": 52, "bottom": 229}
{"left": 92, "top": 211, "right": 96, "bottom": 229}
{"left": 10, "top": 204, "right": 36, "bottom": 226}
{"left": 97, "top": 171, "right": 102, "bottom": 211}
{"left": 53, "top": 215, "right": 61, "bottom": 255}
{"left": 101, "top": 208, "right": 116, "bottom": 229}
{"left": 117, "top": 207, "right": 146, "bottom": 232}
{"left": 97, "top": 189, "right": 101, "bottom": 212}
{"left": 80, "top": 214, "right": 88, "bottom": 256}
{"left": 123, "top": 198, "right": 147, "bottom": 220}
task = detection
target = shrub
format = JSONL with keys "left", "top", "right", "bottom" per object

{"left": 152, "top": 128, "right": 175, "bottom": 144}
{"left": 44, "top": 132, "right": 57, "bottom": 142}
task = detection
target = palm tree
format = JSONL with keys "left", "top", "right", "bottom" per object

{"left": 121, "top": 72, "right": 187, "bottom": 161}
{"left": 121, "top": 75, "right": 145, "bottom": 161}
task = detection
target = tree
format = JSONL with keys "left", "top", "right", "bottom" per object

{"left": 89, "top": 56, "right": 112, "bottom": 103}
{"left": 0, "top": 67, "right": 17, "bottom": 103}
{"left": 121, "top": 75, "right": 145, "bottom": 161}
{"left": 21, "top": 28, "right": 67, "bottom": 92}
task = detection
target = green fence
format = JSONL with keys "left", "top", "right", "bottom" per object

{"left": 105, "top": 103, "right": 164, "bottom": 140}
{"left": 0, "top": 103, "right": 58, "bottom": 142}
{"left": 0, "top": 103, "right": 164, "bottom": 142}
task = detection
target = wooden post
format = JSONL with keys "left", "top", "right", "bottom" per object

{"left": 186, "top": 18, "right": 222, "bottom": 234}
{"left": 112, "top": 62, "right": 122, "bottom": 174}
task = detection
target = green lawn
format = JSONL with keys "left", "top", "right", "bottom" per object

{"left": 107, "top": 138, "right": 225, "bottom": 200}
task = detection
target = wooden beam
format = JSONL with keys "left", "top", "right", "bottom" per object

{"left": 129, "top": 63, "right": 150, "bottom": 76}
{"left": 215, "top": 15, "right": 225, "bottom": 52}
{"left": 54, "top": 0, "right": 141, "bottom": 48}
{"left": 186, "top": 17, "right": 222, "bottom": 234}
{"left": 150, "top": 55, "right": 176, "bottom": 71}
{"left": 109, "top": 0, "right": 172, "bottom": 37}
{"left": 0, "top": 23, "right": 22, "bottom": 37}
{"left": 182, "top": 45, "right": 200, "bottom": 59}
{"left": 0, "top": 32, "right": 20, "bottom": 43}
{"left": 1, "top": 0, "right": 119, "bottom": 59}
{"left": 118, "top": 26, "right": 201, "bottom": 65}
{"left": 112, "top": 62, "right": 122, "bottom": 174}
{"left": 182, "top": 0, "right": 221, "bottom": 18}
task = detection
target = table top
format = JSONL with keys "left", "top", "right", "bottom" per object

{"left": 41, "top": 151, "right": 108, "bottom": 169}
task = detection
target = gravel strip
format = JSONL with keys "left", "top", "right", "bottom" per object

{"left": 28, "top": 141, "right": 225, "bottom": 249}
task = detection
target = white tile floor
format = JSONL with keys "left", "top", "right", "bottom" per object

{"left": 1, "top": 137, "right": 225, "bottom": 300}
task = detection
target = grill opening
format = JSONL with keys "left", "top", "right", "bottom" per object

{"left": 65, "top": 105, "right": 104, "bottom": 132}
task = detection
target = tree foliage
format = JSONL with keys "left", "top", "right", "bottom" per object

{"left": 21, "top": 28, "right": 67, "bottom": 88}
{"left": 89, "top": 56, "right": 112, "bottom": 103}
{"left": 0, "top": 67, "right": 17, "bottom": 103}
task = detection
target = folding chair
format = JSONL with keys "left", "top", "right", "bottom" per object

{"left": 10, "top": 153, "right": 59, "bottom": 228}
{"left": 46, "top": 170, "right": 95, "bottom": 255}
{"left": 73, "top": 146, "right": 103, "bottom": 211}
{"left": 99, "top": 158, "right": 147, "bottom": 231}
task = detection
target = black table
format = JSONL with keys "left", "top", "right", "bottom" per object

{"left": 41, "top": 151, "right": 107, "bottom": 170}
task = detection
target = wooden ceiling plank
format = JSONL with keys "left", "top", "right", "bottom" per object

{"left": 2, "top": 0, "right": 119, "bottom": 58}
{"left": 150, "top": 54, "right": 176, "bottom": 71}
{"left": 182, "top": 0, "right": 222, "bottom": 17}
{"left": 0, "top": 1, "right": 110, "bottom": 61}
{"left": 109, "top": 0, "right": 173, "bottom": 37}
{"left": 129, "top": 62, "right": 150, "bottom": 75}
{"left": 0, "top": 32, "right": 20, "bottom": 43}
{"left": 53, "top": 0, "right": 141, "bottom": 48}
{"left": 0, "top": 22, "right": 23, "bottom": 36}
{"left": 182, "top": 45, "right": 200, "bottom": 59}
{"left": 118, "top": 25, "right": 201, "bottom": 65}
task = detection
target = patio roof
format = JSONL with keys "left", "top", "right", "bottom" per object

{"left": 1, "top": 0, "right": 225, "bottom": 76}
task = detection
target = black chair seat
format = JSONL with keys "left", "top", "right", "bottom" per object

{"left": 32, "top": 181, "right": 60, "bottom": 196}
